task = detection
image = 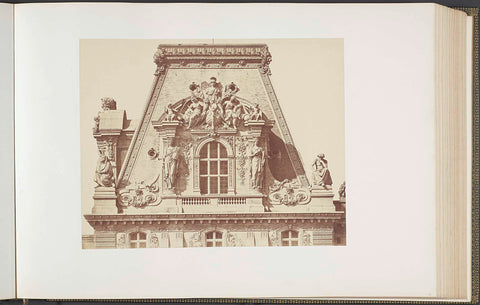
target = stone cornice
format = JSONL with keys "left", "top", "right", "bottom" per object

{"left": 85, "top": 212, "right": 344, "bottom": 226}
{"left": 153, "top": 44, "right": 272, "bottom": 75}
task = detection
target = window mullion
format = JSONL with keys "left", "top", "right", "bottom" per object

{"left": 207, "top": 143, "right": 210, "bottom": 193}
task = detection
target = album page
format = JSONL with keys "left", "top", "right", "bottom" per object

{"left": 0, "top": 2, "right": 16, "bottom": 300}
{"left": 15, "top": 3, "right": 438, "bottom": 299}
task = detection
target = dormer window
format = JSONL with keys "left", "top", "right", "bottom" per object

{"left": 199, "top": 141, "right": 228, "bottom": 194}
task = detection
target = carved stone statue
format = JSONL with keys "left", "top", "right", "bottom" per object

{"left": 94, "top": 151, "right": 115, "bottom": 187}
{"left": 338, "top": 181, "right": 346, "bottom": 201}
{"left": 312, "top": 153, "right": 332, "bottom": 189}
{"left": 163, "top": 140, "right": 180, "bottom": 190}
{"left": 101, "top": 97, "right": 117, "bottom": 111}
{"left": 164, "top": 103, "right": 179, "bottom": 122}
{"left": 248, "top": 140, "right": 265, "bottom": 189}
{"left": 202, "top": 77, "right": 222, "bottom": 104}
{"left": 93, "top": 115, "right": 100, "bottom": 133}
{"left": 205, "top": 99, "right": 223, "bottom": 130}
{"left": 245, "top": 103, "right": 263, "bottom": 121}
{"left": 186, "top": 98, "right": 204, "bottom": 129}
{"left": 222, "top": 82, "right": 243, "bottom": 129}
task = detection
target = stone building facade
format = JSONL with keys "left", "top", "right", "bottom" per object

{"left": 83, "top": 44, "right": 345, "bottom": 249}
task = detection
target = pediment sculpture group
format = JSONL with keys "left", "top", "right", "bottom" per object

{"left": 164, "top": 77, "right": 263, "bottom": 130}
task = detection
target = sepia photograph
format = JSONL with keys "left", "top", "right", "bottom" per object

{"left": 80, "top": 39, "right": 345, "bottom": 249}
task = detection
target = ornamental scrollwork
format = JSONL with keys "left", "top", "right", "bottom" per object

{"left": 236, "top": 137, "right": 249, "bottom": 184}
{"left": 153, "top": 47, "right": 168, "bottom": 75}
{"left": 268, "top": 179, "right": 311, "bottom": 206}
{"left": 118, "top": 175, "right": 161, "bottom": 208}
{"left": 116, "top": 233, "right": 127, "bottom": 249}
{"left": 259, "top": 46, "right": 272, "bottom": 75}
{"left": 150, "top": 233, "right": 160, "bottom": 248}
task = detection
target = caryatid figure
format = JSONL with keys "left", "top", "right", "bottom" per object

{"left": 94, "top": 150, "right": 115, "bottom": 187}
{"left": 163, "top": 140, "right": 180, "bottom": 190}
{"left": 249, "top": 139, "right": 265, "bottom": 189}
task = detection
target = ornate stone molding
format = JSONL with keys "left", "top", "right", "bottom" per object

{"left": 268, "top": 179, "right": 311, "bottom": 206}
{"left": 152, "top": 44, "right": 273, "bottom": 73}
{"left": 118, "top": 175, "right": 161, "bottom": 208}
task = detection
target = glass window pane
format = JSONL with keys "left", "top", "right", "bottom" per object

{"left": 200, "top": 145, "right": 208, "bottom": 158}
{"left": 220, "top": 161, "right": 228, "bottom": 174}
{"left": 281, "top": 231, "right": 289, "bottom": 239}
{"left": 215, "top": 241, "right": 222, "bottom": 247}
{"left": 130, "top": 243, "right": 137, "bottom": 248}
{"left": 200, "top": 177, "right": 208, "bottom": 194}
{"left": 199, "top": 161, "right": 207, "bottom": 175}
{"left": 139, "top": 242, "right": 147, "bottom": 248}
{"left": 291, "top": 231, "right": 298, "bottom": 238}
{"left": 209, "top": 142, "right": 218, "bottom": 158}
{"left": 291, "top": 240, "right": 298, "bottom": 246}
{"left": 282, "top": 240, "right": 289, "bottom": 246}
{"left": 219, "top": 145, "right": 227, "bottom": 158}
{"left": 139, "top": 232, "right": 146, "bottom": 240}
{"left": 210, "top": 161, "right": 218, "bottom": 174}
{"left": 206, "top": 241, "right": 213, "bottom": 247}
{"left": 220, "top": 177, "right": 228, "bottom": 193}
{"left": 210, "top": 177, "right": 218, "bottom": 194}
{"left": 206, "top": 232, "right": 213, "bottom": 239}
{"left": 215, "top": 231, "right": 222, "bottom": 238}
{"left": 130, "top": 233, "right": 137, "bottom": 240}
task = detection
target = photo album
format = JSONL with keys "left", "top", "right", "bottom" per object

{"left": 0, "top": 2, "right": 477, "bottom": 302}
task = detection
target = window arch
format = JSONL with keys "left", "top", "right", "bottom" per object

{"left": 281, "top": 230, "right": 299, "bottom": 246}
{"left": 199, "top": 141, "right": 228, "bottom": 194}
{"left": 205, "top": 231, "right": 223, "bottom": 247}
{"left": 129, "top": 231, "right": 147, "bottom": 248}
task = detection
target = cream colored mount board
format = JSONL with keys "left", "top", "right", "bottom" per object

{"left": 10, "top": 2, "right": 474, "bottom": 301}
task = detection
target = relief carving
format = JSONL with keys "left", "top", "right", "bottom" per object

{"left": 176, "top": 78, "right": 265, "bottom": 131}
{"left": 116, "top": 232, "right": 127, "bottom": 249}
{"left": 302, "top": 232, "right": 313, "bottom": 246}
{"left": 181, "top": 142, "right": 193, "bottom": 173}
{"left": 268, "top": 179, "right": 311, "bottom": 206}
{"left": 118, "top": 175, "right": 160, "bottom": 208}
{"left": 236, "top": 137, "right": 249, "bottom": 185}
{"left": 150, "top": 233, "right": 160, "bottom": 248}
{"left": 187, "top": 232, "right": 202, "bottom": 247}
{"left": 269, "top": 231, "right": 280, "bottom": 247}
{"left": 153, "top": 47, "right": 168, "bottom": 75}
{"left": 259, "top": 46, "right": 272, "bottom": 75}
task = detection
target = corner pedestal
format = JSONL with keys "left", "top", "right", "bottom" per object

{"left": 92, "top": 187, "right": 118, "bottom": 214}
{"left": 308, "top": 187, "right": 336, "bottom": 212}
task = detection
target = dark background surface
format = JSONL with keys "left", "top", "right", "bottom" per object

{"left": 1, "top": 0, "right": 479, "bottom": 304}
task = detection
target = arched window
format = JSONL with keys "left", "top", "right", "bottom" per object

{"left": 199, "top": 141, "right": 228, "bottom": 194}
{"left": 129, "top": 232, "right": 147, "bottom": 248}
{"left": 281, "top": 230, "right": 299, "bottom": 246}
{"left": 205, "top": 231, "right": 223, "bottom": 247}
